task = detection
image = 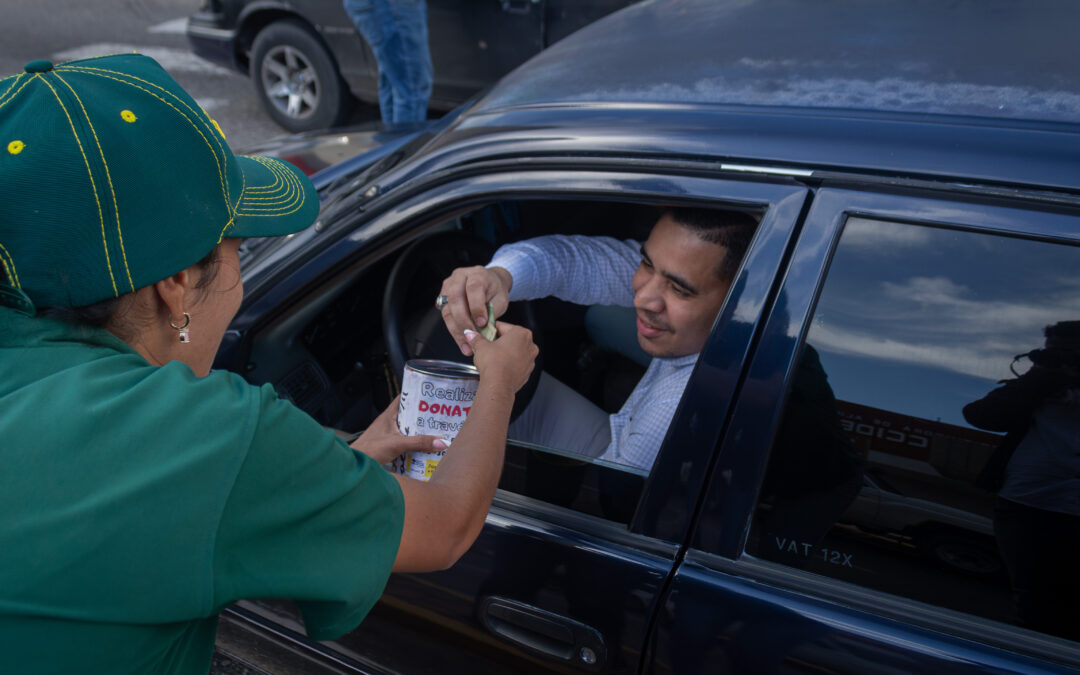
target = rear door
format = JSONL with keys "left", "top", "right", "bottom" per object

{"left": 653, "top": 189, "right": 1080, "bottom": 673}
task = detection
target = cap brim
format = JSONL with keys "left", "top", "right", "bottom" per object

{"left": 228, "top": 155, "right": 320, "bottom": 240}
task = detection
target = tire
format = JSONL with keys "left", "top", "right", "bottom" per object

{"left": 250, "top": 19, "right": 352, "bottom": 133}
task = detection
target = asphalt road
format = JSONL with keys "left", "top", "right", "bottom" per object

{"left": 1, "top": 0, "right": 375, "bottom": 151}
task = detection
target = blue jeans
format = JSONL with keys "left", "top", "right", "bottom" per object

{"left": 342, "top": 0, "right": 433, "bottom": 125}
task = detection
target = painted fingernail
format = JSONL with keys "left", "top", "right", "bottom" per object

{"left": 433, "top": 438, "right": 449, "bottom": 449}
{"left": 475, "top": 315, "right": 486, "bottom": 327}
{"left": 464, "top": 329, "right": 478, "bottom": 342}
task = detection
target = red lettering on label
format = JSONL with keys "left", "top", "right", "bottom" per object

{"left": 416, "top": 401, "right": 472, "bottom": 417}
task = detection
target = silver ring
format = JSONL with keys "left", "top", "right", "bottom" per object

{"left": 435, "top": 294, "right": 449, "bottom": 309}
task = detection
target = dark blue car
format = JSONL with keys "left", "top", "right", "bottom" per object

{"left": 214, "top": 0, "right": 1080, "bottom": 671}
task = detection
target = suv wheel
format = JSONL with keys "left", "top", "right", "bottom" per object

{"left": 251, "top": 19, "right": 352, "bottom": 132}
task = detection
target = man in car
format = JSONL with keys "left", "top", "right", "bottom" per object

{"left": 438, "top": 207, "right": 757, "bottom": 471}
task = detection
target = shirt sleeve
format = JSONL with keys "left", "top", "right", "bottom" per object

{"left": 212, "top": 384, "right": 404, "bottom": 641}
{"left": 488, "top": 235, "right": 640, "bottom": 307}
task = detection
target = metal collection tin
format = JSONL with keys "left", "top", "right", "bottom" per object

{"left": 395, "top": 359, "right": 480, "bottom": 481}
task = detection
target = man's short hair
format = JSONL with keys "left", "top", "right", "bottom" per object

{"left": 664, "top": 207, "right": 759, "bottom": 281}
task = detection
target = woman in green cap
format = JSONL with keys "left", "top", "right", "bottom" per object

{"left": 0, "top": 54, "right": 536, "bottom": 673}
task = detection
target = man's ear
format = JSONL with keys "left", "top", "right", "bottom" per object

{"left": 152, "top": 268, "right": 196, "bottom": 323}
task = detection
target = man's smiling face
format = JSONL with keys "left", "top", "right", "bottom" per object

{"left": 631, "top": 214, "right": 734, "bottom": 358}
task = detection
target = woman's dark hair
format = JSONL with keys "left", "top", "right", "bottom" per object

{"left": 38, "top": 245, "right": 223, "bottom": 338}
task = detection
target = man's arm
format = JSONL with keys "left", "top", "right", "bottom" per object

{"left": 440, "top": 235, "right": 640, "bottom": 357}
{"left": 489, "top": 234, "right": 640, "bottom": 306}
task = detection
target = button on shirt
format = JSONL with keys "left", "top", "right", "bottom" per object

{"left": 489, "top": 235, "right": 698, "bottom": 471}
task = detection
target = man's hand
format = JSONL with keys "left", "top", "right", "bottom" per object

{"left": 350, "top": 395, "right": 448, "bottom": 465}
{"left": 438, "top": 265, "right": 513, "bottom": 356}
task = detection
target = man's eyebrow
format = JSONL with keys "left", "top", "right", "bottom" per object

{"left": 640, "top": 243, "right": 699, "bottom": 295}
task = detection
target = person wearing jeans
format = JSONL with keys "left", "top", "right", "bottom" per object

{"left": 343, "top": 0, "right": 434, "bottom": 126}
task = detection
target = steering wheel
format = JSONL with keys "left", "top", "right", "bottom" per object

{"left": 381, "top": 230, "right": 542, "bottom": 422}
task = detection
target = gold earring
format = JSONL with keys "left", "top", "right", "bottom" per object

{"left": 169, "top": 312, "right": 191, "bottom": 344}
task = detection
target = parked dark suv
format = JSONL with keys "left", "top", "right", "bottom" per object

{"left": 186, "top": 0, "right": 635, "bottom": 131}
{"left": 212, "top": 0, "right": 1080, "bottom": 671}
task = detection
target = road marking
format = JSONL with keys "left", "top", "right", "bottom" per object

{"left": 194, "top": 97, "right": 228, "bottom": 112}
{"left": 148, "top": 18, "right": 189, "bottom": 35}
{"left": 52, "top": 44, "right": 232, "bottom": 76}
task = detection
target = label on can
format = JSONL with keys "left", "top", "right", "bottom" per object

{"left": 395, "top": 359, "right": 479, "bottom": 481}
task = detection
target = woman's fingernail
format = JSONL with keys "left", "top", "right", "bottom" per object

{"left": 464, "top": 329, "right": 478, "bottom": 343}
{"left": 475, "top": 315, "right": 486, "bottom": 327}
{"left": 433, "top": 438, "right": 449, "bottom": 449}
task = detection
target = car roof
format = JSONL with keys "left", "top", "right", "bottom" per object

{"left": 475, "top": 0, "right": 1080, "bottom": 126}
{"left": 351, "top": 0, "right": 1080, "bottom": 198}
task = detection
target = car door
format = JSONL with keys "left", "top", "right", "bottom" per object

{"left": 651, "top": 188, "right": 1080, "bottom": 673}
{"left": 221, "top": 167, "right": 808, "bottom": 673}
{"left": 316, "top": 0, "right": 544, "bottom": 109}
{"left": 426, "top": 0, "right": 544, "bottom": 105}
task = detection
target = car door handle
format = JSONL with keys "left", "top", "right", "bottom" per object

{"left": 479, "top": 596, "right": 606, "bottom": 670}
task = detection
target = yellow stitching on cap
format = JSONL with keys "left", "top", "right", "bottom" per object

{"left": 68, "top": 66, "right": 230, "bottom": 157}
{"left": 211, "top": 118, "right": 226, "bottom": 140}
{"left": 235, "top": 158, "right": 307, "bottom": 216}
{"left": 218, "top": 157, "right": 246, "bottom": 241}
{"left": 121, "top": 109, "right": 136, "bottom": 122}
{"left": 241, "top": 174, "right": 301, "bottom": 207}
{"left": 7, "top": 140, "right": 25, "bottom": 155}
{"left": 0, "top": 75, "right": 35, "bottom": 113}
{"left": 238, "top": 158, "right": 298, "bottom": 208}
{"left": 55, "top": 72, "right": 134, "bottom": 292}
{"left": 0, "top": 242, "right": 20, "bottom": 288}
{"left": 34, "top": 74, "right": 119, "bottom": 296}
{"left": 66, "top": 67, "right": 231, "bottom": 170}
{"left": 0, "top": 73, "right": 25, "bottom": 107}
{"left": 64, "top": 66, "right": 232, "bottom": 189}
{"left": 239, "top": 158, "right": 304, "bottom": 211}
{"left": 242, "top": 156, "right": 285, "bottom": 194}
{"left": 64, "top": 69, "right": 232, "bottom": 217}
{"left": 63, "top": 67, "right": 233, "bottom": 219}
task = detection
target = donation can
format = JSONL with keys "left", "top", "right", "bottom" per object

{"left": 395, "top": 359, "right": 480, "bottom": 481}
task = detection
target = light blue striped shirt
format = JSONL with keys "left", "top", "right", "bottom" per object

{"left": 490, "top": 235, "right": 698, "bottom": 471}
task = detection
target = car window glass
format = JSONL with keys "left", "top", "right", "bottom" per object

{"left": 265, "top": 198, "right": 757, "bottom": 527}
{"left": 480, "top": 202, "right": 758, "bottom": 523}
{"left": 746, "top": 216, "right": 1080, "bottom": 643}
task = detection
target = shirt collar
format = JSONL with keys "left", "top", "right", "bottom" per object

{"left": 0, "top": 306, "right": 137, "bottom": 354}
{"left": 655, "top": 352, "right": 699, "bottom": 368}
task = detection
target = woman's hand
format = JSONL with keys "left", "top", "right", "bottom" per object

{"left": 468, "top": 321, "right": 537, "bottom": 394}
{"left": 350, "top": 395, "right": 448, "bottom": 465}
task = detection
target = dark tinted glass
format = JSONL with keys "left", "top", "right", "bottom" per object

{"left": 747, "top": 217, "right": 1080, "bottom": 642}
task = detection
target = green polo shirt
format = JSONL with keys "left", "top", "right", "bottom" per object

{"left": 0, "top": 308, "right": 404, "bottom": 674}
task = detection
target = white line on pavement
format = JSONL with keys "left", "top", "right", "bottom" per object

{"left": 148, "top": 18, "right": 189, "bottom": 35}
{"left": 194, "top": 97, "right": 228, "bottom": 113}
{"left": 52, "top": 44, "right": 232, "bottom": 76}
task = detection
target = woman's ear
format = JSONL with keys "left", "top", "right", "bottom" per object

{"left": 152, "top": 267, "right": 197, "bottom": 324}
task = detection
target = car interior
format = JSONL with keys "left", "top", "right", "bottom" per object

{"left": 229, "top": 198, "right": 748, "bottom": 524}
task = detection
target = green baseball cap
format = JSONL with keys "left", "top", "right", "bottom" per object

{"left": 0, "top": 53, "right": 319, "bottom": 313}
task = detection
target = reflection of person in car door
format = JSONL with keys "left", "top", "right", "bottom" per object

{"left": 963, "top": 321, "right": 1080, "bottom": 640}
{"left": 438, "top": 208, "right": 756, "bottom": 471}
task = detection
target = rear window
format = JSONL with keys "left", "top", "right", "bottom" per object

{"left": 747, "top": 216, "right": 1080, "bottom": 643}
